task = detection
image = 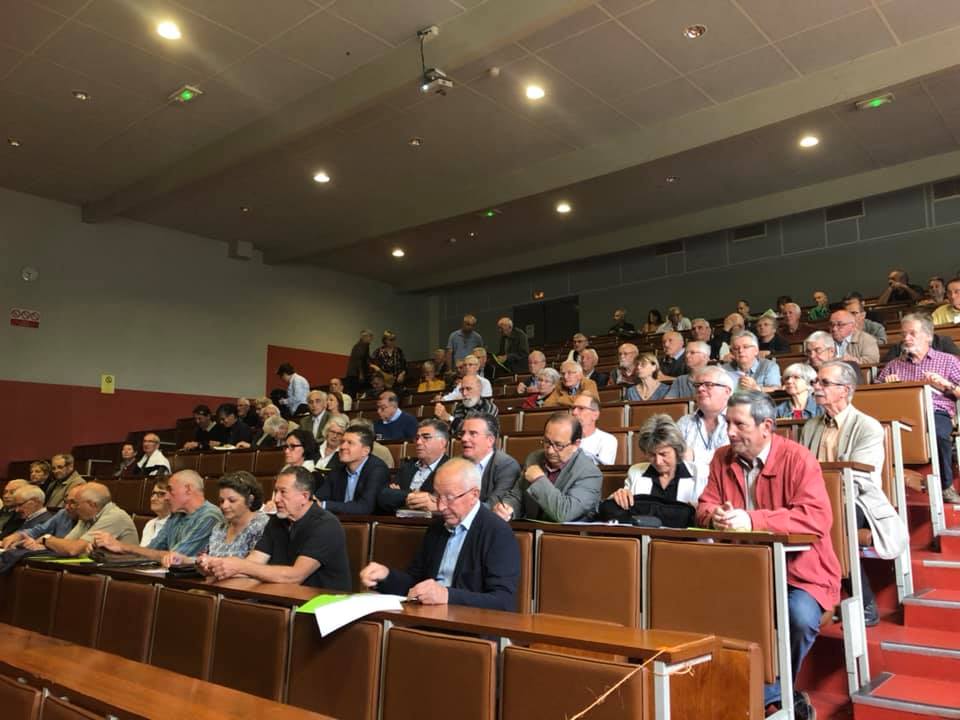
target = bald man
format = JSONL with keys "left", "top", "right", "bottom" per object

{"left": 43, "top": 482, "right": 137, "bottom": 557}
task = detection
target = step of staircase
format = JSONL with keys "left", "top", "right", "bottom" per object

{"left": 941, "top": 527, "right": 960, "bottom": 559}
{"left": 912, "top": 554, "right": 960, "bottom": 591}
{"left": 902, "top": 588, "right": 960, "bottom": 631}
{"left": 852, "top": 672, "right": 960, "bottom": 718}
{"left": 875, "top": 625, "right": 960, "bottom": 682}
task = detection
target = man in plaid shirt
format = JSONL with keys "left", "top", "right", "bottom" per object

{"left": 877, "top": 313, "right": 960, "bottom": 503}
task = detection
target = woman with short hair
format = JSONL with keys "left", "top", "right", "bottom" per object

{"left": 776, "top": 363, "right": 822, "bottom": 420}
{"left": 625, "top": 352, "right": 669, "bottom": 401}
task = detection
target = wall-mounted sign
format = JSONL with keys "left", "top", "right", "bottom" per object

{"left": 100, "top": 374, "right": 116, "bottom": 395}
{"left": 10, "top": 308, "right": 40, "bottom": 329}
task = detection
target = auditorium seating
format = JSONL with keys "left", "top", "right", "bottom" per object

{"left": 0, "top": 673, "right": 42, "bottom": 720}
{"left": 371, "top": 523, "right": 427, "bottom": 571}
{"left": 50, "top": 573, "right": 107, "bottom": 648}
{"left": 95, "top": 579, "right": 157, "bottom": 662}
{"left": 210, "top": 598, "right": 290, "bottom": 700}
{"left": 37, "top": 696, "right": 103, "bottom": 720}
{"left": 12, "top": 567, "right": 60, "bottom": 636}
{"left": 150, "top": 587, "right": 219, "bottom": 680}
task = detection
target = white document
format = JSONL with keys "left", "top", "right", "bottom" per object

{"left": 314, "top": 593, "right": 405, "bottom": 636}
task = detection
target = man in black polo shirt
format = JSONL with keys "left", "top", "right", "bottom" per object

{"left": 200, "top": 467, "right": 351, "bottom": 590}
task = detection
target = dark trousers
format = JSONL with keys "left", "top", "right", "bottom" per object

{"left": 934, "top": 411, "right": 955, "bottom": 490}
{"left": 842, "top": 506, "right": 875, "bottom": 607}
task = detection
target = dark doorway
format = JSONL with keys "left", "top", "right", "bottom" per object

{"left": 513, "top": 296, "right": 580, "bottom": 347}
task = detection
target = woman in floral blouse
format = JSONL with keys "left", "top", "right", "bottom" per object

{"left": 204, "top": 471, "right": 269, "bottom": 558}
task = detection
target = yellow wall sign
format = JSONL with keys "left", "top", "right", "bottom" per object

{"left": 100, "top": 374, "right": 115, "bottom": 394}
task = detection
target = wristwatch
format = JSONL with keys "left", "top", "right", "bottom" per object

{"left": 40, "top": 534, "right": 52, "bottom": 547}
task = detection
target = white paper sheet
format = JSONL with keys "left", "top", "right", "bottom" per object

{"left": 314, "top": 593, "right": 405, "bottom": 636}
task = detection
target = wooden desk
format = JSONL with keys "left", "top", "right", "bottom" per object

{"left": 0, "top": 622, "right": 331, "bottom": 720}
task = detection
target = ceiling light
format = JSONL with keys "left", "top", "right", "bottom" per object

{"left": 798, "top": 135, "right": 819, "bottom": 148}
{"left": 408, "top": 136, "right": 423, "bottom": 147}
{"left": 467, "top": 231, "right": 476, "bottom": 238}
{"left": 665, "top": 176, "right": 678, "bottom": 184}
{"left": 156, "top": 21, "right": 181, "bottom": 40}
{"left": 392, "top": 248, "right": 405, "bottom": 258}
{"left": 7, "top": 137, "right": 22, "bottom": 148}
{"left": 855, "top": 93, "right": 894, "bottom": 111}
{"left": 683, "top": 24, "right": 707, "bottom": 39}
{"left": 526, "top": 85, "right": 546, "bottom": 100}
{"left": 556, "top": 201, "right": 572, "bottom": 214}
{"left": 240, "top": 206, "right": 250, "bottom": 213}
{"left": 448, "top": 237, "right": 457, "bottom": 244}
{"left": 72, "top": 90, "right": 90, "bottom": 101}
{"left": 313, "top": 171, "right": 331, "bottom": 184}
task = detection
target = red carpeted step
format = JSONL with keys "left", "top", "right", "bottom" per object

{"left": 913, "top": 554, "right": 960, "bottom": 590}
{"left": 902, "top": 588, "right": 960, "bottom": 631}
{"left": 941, "top": 528, "right": 960, "bottom": 559}
{"left": 853, "top": 672, "right": 960, "bottom": 718}
{"left": 875, "top": 624, "right": 960, "bottom": 682}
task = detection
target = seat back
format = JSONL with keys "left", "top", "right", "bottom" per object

{"left": 371, "top": 524, "right": 427, "bottom": 572}
{"left": 498, "top": 413, "right": 520, "bottom": 434}
{"left": 382, "top": 442, "right": 406, "bottom": 466}
{"left": 382, "top": 627, "right": 495, "bottom": 720}
{"left": 38, "top": 696, "right": 102, "bottom": 720}
{"left": 150, "top": 587, "right": 218, "bottom": 680}
{"left": 626, "top": 400, "right": 689, "bottom": 426}
{"left": 210, "top": 598, "right": 290, "bottom": 700}
{"left": 601, "top": 472, "right": 623, "bottom": 498}
{"left": 879, "top": 422, "right": 898, "bottom": 508}
{"left": 198, "top": 452, "right": 226, "bottom": 478}
{"left": 520, "top": 409, "right": 558, "bottom": 434}
{"left": 500, "top": 645, "right": 643, "bottom": 720}
{"left": 598, "top": 404, "right": 627, "bottom": 430}
{"left": 0, "top": 673, "right": 42, "bottom": 720}
{"left": 96, "top": 580, "right": 158, "bottom": 662}
{"left": 537, "top": 534, "right": 640, "bottom": 626}
{"left": 12, "top": 567, "right": 61, "bottom": 635}
{"left": 51, "top": 573, "right": 108, "bottom": 648}
{"left": 821, "top": 468, "right": 850, "bottom": 579}
{"left": 254, "top": 449, "right": 285, "bottom": 475}
{"left": 223, "top": 450, "right": 256, "bottom": 473}
{"left": 287, "top": 614, "right": 382, "bottom": 720}
{"left": 0, "top": 566, "right": 21, "bottom": 624}
{"left": 109, "top": 479, "right": 143, "bottom": 516}
{"left": 203, "top": 477, "right": 220, "bottom": 505}
{"left": 854, "top": 384, "right": 929, "bottom": 463}
{"left": 342, "top": 521, "right": 372, "bottom": 592}
{"left": 597, "top": 387, "right": 622, "bottom": 404}
{"left": 503, "top": 435, "right": 542, "bottom": 465}
{"left": 648, "top": 540, "right": 776, "bottom": 683}
{"left": 172, "top": 453, "right": 200, "bottom": 472}
{"left": 610, "top": 430, "right": 631, "bottom": 465}
{"left": 513, "top": 531, "right": 534, "bottom": 614}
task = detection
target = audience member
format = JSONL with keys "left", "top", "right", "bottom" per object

{"left": 495, "top": 317, "right": 529, "bottom": 374}
{"left": 378, "top": 419, "right": 450, "bottom": 514}
{"left": 317, "top": 415, "right": 349, "bottom": 470}
{"left": 283, "top": 428, "right": 320, "bottom": 472}
{"left": 608, "top": 307, "right": 636, "bottom": 335}
{"left": 350, "top": 417, "right": 396, "bottom": 469}
{"left": 326, "top": 390, "right": 348, "bottom": 418}
{"left": 328, "top": 377, "right": 353, "bottom": 411}
{"left": 776, "top": 363, "right": 822, "bottom": 420}
{"left": 665, "top": 341, "right": 710, "bottom": 399}
{"left": 2, "top": 484, "right": 49, "bottom": 540}
{"left": 276, "top": 362, "right": 310, "bottom": 417}
{"left": 29, "top": 460, "right": 52, "bottom": 497}
{"left": 44, "top": 482, "right": 136, "bottom": 557}
{"left": 446, "top": 314, "right": 484, "bottom": 366}
{"left": 521, "top": 367, "right": 561, "bottom": 410}
{"left": 676, "top": 367, "right": 733, "bottom": 473}
{"left": 417, "top": 361, "right": 446, "bottom": 393}
{"left": 809, "top": 290, "right": 830, "bottom": 321}
{"left": 2, "top": 484, "right": 83, "bottom": 551}
{"left": 608, "top": 343, "right": 640, "bottom": 386}
{"left": 249, "top": 414, "right": 292, "bottom": 450}
{"left": 883, "top": 325, "right": 960, "bottom": 361}
{"left": 370, "top": 330, "right": 407, "bottom": 388}
{"left": 214, "top": 404, "right": 255, "bottom": 448}
{"left": 46, "top": 453, "right": 86, "bottom": 508}
{"left": 361, "top": 372, "right": 387, "bottom": 399}
{"left": 361, "top": 458, "right": 520, "bottom": 610}
{"left": 516, "top": 351, "right": 547, "bottom": 394}
{"left": 877, "top": 268, "right": 923, "bottom": 304}
{"left": 775, "top": 295, "right": 794, "bottom": 315}
{"left": 200, "top": 467, "right": 351, "bottom": 590}
{"left": 877, "top": 313, "right": 960, "bottom": 503}
{"left": 0, "top": 480, "right": 29, "bottom": 536}
{"left": 182, "top": 404, "right": 222, "bottom": 451}
{"left": 460, "top": 414, "right": 521, "bottom": 509}
{"left": 640, "top": 309, "right": 663, "bottom": 335}
{"left": 755, "top": 315, "right": 791, "bottom": 357}
{"left": 140, "top": 480, "right": 172, "bottom": 547}
{"left": 736, "top": 299, "right": 755, "bottom": 323}
{"left": 780, "top": 303, "right": 815, "bottom": 345}
{"left": 136, "top": 432, "right": 171, "bottom": 476}
{"left": 697, "top": 390, "right": 839, "bottom": 719}
{"left": 566, "top": 333, "right": 590, "bottom": 363}
{"left": 922, "top": 276, "right": 948, "bottom": 306}
{"left": 659, "top": 331, "right": 688, "bottom": 378}
{"left": 571, "top": 395, "right": 617, "bottom": 466}
{"left": 843, "top": 294, "right": 887, "bottom": 344}
{"left": 316, "top": 424, "right": 390, "bottom": 514}
{"left": 441, "top": 354, "right": 493, "bottom": 399}
{"left": 472, "top": 346, "right": 496, "bottom": 384}
{"left": 656, "top": 305, "right": 691, "bottom": 333}
{"left": 430, "top": 348, "right": 449, "bottom": 378}
{"left": 435, "top": 376, "right": 498, "bottom": 434}
{"left": 114, "top": 442, "right": 141, "bottom": 478}
{"left": 299, "top": 390, "right": 330, "bottom": 441}
{"left": 691, "top": 317, "right": 729, "bottom": 361}
{"left": 495, "top": 414, "right": 601, "bottom": 522}
{"left": 202, "top": 471, "right": 268, "bottom": 559}
{"left": 580, "top": 348, "right": 608, "bottom": 388}
{"left": 830, "top": 309, "right": 880, "bottom": 365}
{"left": 932, "top": 277, "right": 960, "bottom": 325}
{"left": 626, "top": 352, "right": 669, "bottom": 401}
{"left": 804, "top": 330, "right": 861, "bottom": 378}
{"left": 720, "top": 312, "right": 745, "bottom": 346}
{"left": 236, "top": 397, "right": 260, "bottom": 429}
{"left": 373, "top": 391, "right": 418, "bottom": 441}
{"left": 547, "top": 360, "right": 600, "bottom": 406}
{"left": 725, "top": 331, "right": 782, "bottom": 391}
{"left": 345, "top": 330, "right": 373, "bottom": 398}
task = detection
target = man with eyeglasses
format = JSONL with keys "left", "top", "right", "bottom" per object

{"left": 495, "top": 413, "right": 601, "bottom": 522}
{"left": 46, "top": 453, "right": 86, "bottom": 508}
{"left": 800, "top": 361, "right": 890, "bottom": 626}
{"left": 829, "top": 309, "right": 879, "bottom": 365}
{"left": 360, "top": 458, "right": 520, "bottom": 610}
{"left": 435, "top": 375, "right": 498, "bottom": 435}
{"left": 1, "top": 484, "right": 83, "bottom": 555}
{"left": 724, "top": 331, "right": 781, "bottom": 392}
{"left": 378, "top": 419, "right": 451, "bottom": 514}
{"left": 804, "top": 331, "right": 861, "bottom": 380}
{"left": 665, "top": 341, "right": 711, "bottom": 399}
{"left": 373, "top": 391, "right": 418, "bottom": 441}
{"left": 571, "top": 395, "right": 617, "bottom": 466}
{"left": 43, "top": 482, "right": 137, "bottom": 558}
{"left": 676, "top": 367, "right": 733, "bottom": 476}
{"left": 842, "top": 294, "right": 886, "bottom": 344}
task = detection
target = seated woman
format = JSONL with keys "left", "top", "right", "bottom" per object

{"left": 775, "top": 363, "right": 822, "bottom": 420}
{"left": 326, "top": 390, "right": 348, "bottom": 419}
{"left": 317, "top": 415, "right": 349, "bottom": 470}
{"left": 417, "top": 361, "right": 446, "bottom": 393}
{"left": 625, "top": 352, "right": 669, "bottom": 401}
{"left": 283, "top": 428, "right": 320, "bottom": 472}
{"left": 640, "top": 309, "right": 663, "bottom": 335}
{"left": 114, "top": 442, "right": 141, "bottom": 478}
{"left": 522, "top": 367, "right": 561, "bottom": 409}
{"left": 140, "top": 479, "right": 173, "bottom": 547}
{"left": 202, "top": 471, "right": 268, "bottom": 560}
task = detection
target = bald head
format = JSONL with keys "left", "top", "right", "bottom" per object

{"left": 79, "top": 481, "right": 111, "bottom": 510}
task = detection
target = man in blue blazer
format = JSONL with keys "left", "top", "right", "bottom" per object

{"left": 359, "top": 458, "right": 520, "bottom": 611}
{"left": 316, "top": 424, "right": 389, "bottom": 515}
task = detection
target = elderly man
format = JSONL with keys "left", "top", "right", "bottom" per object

{"left": 923, "top": 276, "right": 948, "bottom": 306}
{"left": 660, "top": 331, "right": 688, "bottom": 378}
{"left": 378, "top": 419, "right": 451, "bottom": 514}
{"left": 459, "top": 414, "right": 521, "bottom": 510}
{"left": 345, "top": 329, "right": 373, "bottom": 398}
{"left": 933, "top": 277, "right": 960, "bottom": 326}
{"left": 579, "top": 348, "right": 608, "bottom": 388}
{"left": 878, "top": 268, "right": 923, "bottom": 304}
{"left": 1, "top": 484, "right": 50, "bottom": 540}
{"left": 0, "top": 479, "right": 28, "bottom": 536}
{"left": 780, "top": 303, "right": 815, "bottom": 345}
{"left": 691, "top": 317, "right": 729, "bottom": 361}
{"left": 92, "top": 470, "right": 221, "bottom": 566}
{"left": 571, "top": 395, "right": 617, "bottom": 465}
{"left": 46, "top": 454, "right": 86, "bottom": 508}
{"left": 202, "top": 466, "right": 351, "bottom": 590}
{"left": 2, "top": 484, "right": 82, "bottom": 550}
{"left": 328, "top": 377, "right": 353, "bottom": 411}
{"left": 442, "top": 353, "right": 493, "bottom": 399}
{"left": 800, "top": 360, "right": 886, "bottom": 625}
{"left": 495, "top": 316, "right": 529, "bottom": 375}
{"left": 656, "top": 305, "right": 692, "bottom": 333}
{"left": 42, "top": 482, "right": 137, "bottom": 557}
{"left": 755, "top": 315, "right": 791, "bottom": 357}
{"left": 608, "top": 307, "right": 636, "bottom": 335}
{"left": 809, "top": 290, "right": 831, "bottom": 320}
{"left": 829, "top": 310, "right": 880, "bottom": 365}
{"left": 447, "top": 314, "right": 484, "bottom": 367}
{"left": 677, "top": 366, "right": 733, "bottom": 473}
{"left": 495, "top": 414, "right": 602, "bottom": 522}
{"left": 361, "top": 458, "right": 520, "bottom": 610}
{"left": 135, "top": 432, "right": 171, "bottom": 477}
{"left": 181, "top": 404, "right": 222, "bottom": 451}
{"left": 213, "top": 404, "right": 254, "bottom": 448}
{"left": 316, "top": 424, "right": 390, "bottom": 514}
{"left": 566, "top": 333, "right": 590, "bottom": 363}
{"left": 516, "top": 351, "right": 547, "bottom": 395}
{"left": 804, "top": 330, "right": 861, "bottom": 379}
{"left": 842, "top": 294, "right": 887, "bottom": 344}
{"left": 665, "top": 341, "right": 711, "bottom": 399}
{"left": 878, "top": 313, "right": 960, "bottom": 503}
{"left": 721, "top": 312, "right": 746, "bottom": 345}
{"left": 435, "top": 376, "right": 498, "bottom": 435}
{"left": 373, "top": 391, "right": 418, "bottom": 441}
{"left": 299, "top": 390, "right": 330, "bottom": 441}
{"left": 549, "top": 360, "right": 600, "bottom": 406}
{"left": 698, "top": 391, "right": 840, "bottom": 719}
{"left": 609, "top": 343, "right": 640, "bottom": 386}
{"left": 276, "top": 362, "right": 310, "bottom": 417}
{"left": 236, "top": 397, "right": 260, "bottom": 428}
{"left": 725, "top": 331, "right": 782, "bottom": 392}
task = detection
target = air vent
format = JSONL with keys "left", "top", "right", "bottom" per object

{"left": 825, "top": 200, "right": 864, "bottom": 222}
{"left": 654, "top": 239, "right": 683, "bottom": 256}
{"left": 933, "top": 177, "right": 960, "bottom": 200}
{"left": 732, "top": 223, "right": 766, "bottom": 241}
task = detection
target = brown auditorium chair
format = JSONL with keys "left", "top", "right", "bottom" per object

{"left": 503, "top": 435, "right": 542, "bottom": 465}
{"left": 0, "top": 673, "right": 42, "bottom": 720}
{"left": 611, "top": 430, "right": 631, "bottom": 465}
{"left": 172, "top": 453, "right": 200, "bottom": 472}
{"left": 97, "top": 580, "right": 158, "bottom": 662}
{"left": 254, "top": 448, "right": 285, "bottom": 475}
{"left": 598, "top": 403, "right": 627, "bottom": 430}
{"left": 500, "top": 645, "right": 643, "bottom": 720}
{"left": 210, "top": 598, "right": 290, "bottom": 701}
{"left": 223, "top": 450, "right": 256, "bottom": 473}
{"left": 0, "top": 566, "right": 21, "bottom": 624}
{"left": 107, "top": 479, "right": 143, "bottom": 516}
{"left": 287, "top": 615, "right": 382, "bottom": 720}
{"left": 601, "top": 472, "right": 624, "bottom": 498}
{"left": 132, "top": 514, "right": 149, "bottom": 538}
{"left": 383, "top": 442, "right": 406, "bottom": 466}
{"left": 51, "top": 573, "right": 108, "bottom": 648}
{"left": 371, "top": 524, "right": 427, "bottom": 571}
{"left": 12, "top": 567, "right": 61, "bottom": 635}
{"left": 537, "top": 534, "right": 641, "bottom": 627}
{"left": 39, "top": 696, "right": 103, "bottom": 720}
{"left": 513, "top": 530, "right": 534, "bottom": 614}
{"left": 203, "top": 477, "right": 220, "bottom": 505}
{"left": 520, "top": 409, "right": 554, "bottom": 434}
{"left": 150, "top": 587, "right": 219, "bottom": 680}
{"left": 382, "top": 627, "right": 495, "bottom": 720}
{"left": 258, "top": 475, "right": 276, "bottom": 500}
{"left": 498, "top": 413, "right": 520, "bottom": 434}
{"left": 597, "top": 387, "right": 623, "bottom": 403}
{"left": 342, "top": 521, "right": 372, "bottom": 592}
{"left": 198, "top": 452, "right": 226, "bottom": 478}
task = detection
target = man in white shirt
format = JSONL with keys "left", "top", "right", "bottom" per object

{"left": 676, "top": 366, "right": 733, "bottom": 475}
{"left": 656, "top": 306, "right": 692, "bottom": 333}
{"left": 460, "top": 414, "right": 520, "bottom": 509}
{"left": 138, "top": 433, "right": 171, "bottom": 477}
{"left": 570, "top": 395, "right": 617, "bottom": 465}
{"left": 441, "top": 354, "right": 493, "bottom": 399}
{"left": 277, "top": 362, "right": 310, "bottom": 417}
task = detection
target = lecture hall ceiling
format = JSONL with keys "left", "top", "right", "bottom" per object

{"left": 2, "top": 0, "right": 960, "bottom": 290}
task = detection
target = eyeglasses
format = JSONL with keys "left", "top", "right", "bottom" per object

{"left": 828, "top": 321, "right": 853, "bottom": 328}
{"left": 811, "top": 378, "right": 848, "bottom": 388}
{"left": 432, "top": 488, "right": 475, "bottom": 507}
{"left": 542, "top": 439, "right": 574, "bottom": 451}
{"left": 415, "top": 433, "right": 436, "bottom": 442}
{"left": 150, "top": 491, "right": 168, "bottom": 497}
{"left": 692, "top": 381, "right": 729, "bottom": 391}
{"left": 284, "top": 443, "right": 303, "bottom": 450}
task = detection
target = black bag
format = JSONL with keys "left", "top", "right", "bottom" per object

{"left": 166, "top": 565, "right": 204, "bottom": 579}
{"left": 90, "top": 550, "right": 159, "bottom": 568}
{"left": 596, "top": 494, "right": 695, "bottom": 528}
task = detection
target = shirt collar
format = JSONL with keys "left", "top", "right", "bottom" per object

{"left": 738, "top": 441, "right": 771, "bottom": 470}
{"left": 383, "top": 408, "right": 402, "bottom": 424}
{"left": 348, "top": 456, "right": 369, "bottom": 477}
{"left": 449, "top": 499, "right": 481, "bottom": 534}
{"left": 419, "top": 455, "right": 444, "bottom": 472}
{"left": 476, "top": 450, "right": 495, "bottom": 473}
{"left": 641, "top": 462, "right": 692, "bottom": 480}
{"left": 827, "top": 403, "right": 853, "bottom": 429}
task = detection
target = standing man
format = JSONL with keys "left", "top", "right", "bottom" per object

{"left": 345, "top": 330, "right": 373, "bottom": 399}
{"left": 495, "top": 317, "right": 529, "bottom": 375}
{"left": 277, "top": 363, "right": 310, "bottom": 418}
{"left": 446, "top": 314, "right": 484, "bottom": 368}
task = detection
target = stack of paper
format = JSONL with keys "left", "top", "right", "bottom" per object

{"left": 297, "top": 593, "right": 405, "bottom": 636}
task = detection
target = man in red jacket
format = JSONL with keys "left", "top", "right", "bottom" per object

{"left": 697, "top": 390, "right": 840, "bottom": 720}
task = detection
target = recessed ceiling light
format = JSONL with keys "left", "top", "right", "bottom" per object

{"left": 556, "top": 201, "right": 572, "bottom": 214}
{"left": 72, "top": 90, "right": 90, "bottom": 101}
{"left": 665, "top": 176, "right": 678, "bottom": 184}
{"left": 392, "top": 248, "right": 405, "bottom": 258}
{"left": 526, "top": 85, "right": 545, "bottom": 100}
{"left": 240, "top": 206, "right": 250, "bottom": 213}
{"left": 312, "top": 171, "right": 331, "bottom": 184}
{"left": 7, "top": 137, "right": 22, "bottom": 148}
{"left": 448, "top": 237, "right": 457, "bottom": 244}
{"left": 683, "top": 24, "right": 707, "bottom": 39}
{"left": 467, "top": 231, "right": 476, "bottom": 238}
{"left": 798, "top": 135, "right": 819, "bottom": 148}
{"left": 408, "top": 136, "right": 423, "bottom": 147}
{"left": 156, "top": 21, "right": 181, "bottom": 40}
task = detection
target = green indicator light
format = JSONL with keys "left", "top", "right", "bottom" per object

{"left": 867, "top": 98, "right": 884, "bottom": 108}
{"left": 485, "top": 210, "right": 495, "bottom": 217}
{"left": 180, "top": 90, "right": 194, "bottom": 101}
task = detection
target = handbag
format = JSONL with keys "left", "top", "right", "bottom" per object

{"left": 596, "top": 494, "right": 696, "bottom": 528}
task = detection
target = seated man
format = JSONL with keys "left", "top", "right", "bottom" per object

{"left": 677, "top": 366, "right": 733, "bottom": 474}
{"left": 516, "top": 350, "right": 547, "bottom": 395}
{"left": 932, "top": 277, "right": 960, "bottom": 326}
{"left": 800, "top": 360, "right": 888, "bottom": 626}
{"left": 0, "top": 479, "right": 27, "bottom": 537}
{"left": 316, "top": 423, "right": 390, "bottom": 514}
{"left": 779, "top": 303, "right": 815, "bottom": 345}
{"left": 181, "top": 404, "right": 224, "bottom": 451}
{"left": 725, "top": 331, "right": 782, "bottom": 392}
{"left": 809, "top": 290, "right": 831, "bottom": 320}
{"left": 691, "top": 317, "right": 729, "bottom": 362}
{"left": 877, "top": 268, "right": 923, "bottom": 304}
{"left": 571, "top": 395, "right": 617, "bottom": 465}
{"left": 755, "top": 315, "right": 791, "bottom": 357}
{"left": 299, "top": 390, "right": 330, "bottom": 441}
{"left": 922, "top": 275, "right": 948, "bottom": 306}
{"left": 360, "top": 458, "right": 520, "bottom": 610}
{"left": 46, "top": 453, "right": 86, "bottom": 508}
{"left": 659, "top": 331, "right": 687, "bottom": 378}
{"left": 566, "top": 333, "right": 590, "bottom": 363}
{"left": 236, "top": 396, "right": 260, "bottom": 428}
{"left": 656, "top": 305, "right": 692, "bottom": 333}
{"left": 580, "top": 349, "right": 609, "bottom": 388}
{"left": 2, "top": 484, "right": 82, "bottom": 550}
{"left": 843, "top": 294, "right": 887, "bottom": 344}
{"left": 441, "top": 354, "right": 493, "bottom": 400}
{"left": 214, "top": 404, "right": 255, "bottom": 447}
{"left": 461, "top": 414, "right": 521, "bottom": 510}
{"left": 495, "top": 414, "right": 602, "bottom": 522}
{"left": 805, "top": 330, "right": 861, "bottom": 378}
{"left": 360, "top": 372, "right": 386, "bottom": 400}
{"left": 697, "top": 390, "right": 840, "bottom": 719}
{"left": 829, "top": 310, "right": 880, "bottom": 365}
{"left": 608, "top": 307, "right": 636, "bottom": 335}
{"left": 277, "top": 362, "right": 310, "bottom": 417}
{"left": 720, "top": 312, "right": 746, "bottom": 345}
{"left": 373, "top": 391, "right": 418, "bottom": 441}
{"left": 328, "top": 377, "right": 353, "bottom": 411}
{"left": 2, "top": 485, "right": 50, "bottom": 540}
{"left": 137, "top": 433, "right": 172, "bottom": 476}
{"left": 548, "top": 360, "right": 600, "bottom": 406}
{"left": 877, "top": 313, "right": 960, "bottom": 503}
{"left": 201, "top": 467, "right": 351, "bottom": 590}
{"left": 608, "top": 343, "right": 640, "bottom": 386}
{"left": 378, "top": 419, "right": 450, "bottom": 514}
{"left": 92, "top": 470, "right": 222, "bottom": 566}
{"left": 665, "top": 340, "right": 711, "bottom": 398}
{"left": 43, "top": 482, "right": 138, "bottom": 557}
{"left": 435, "top": 375, "right": 498, "bottom": 435}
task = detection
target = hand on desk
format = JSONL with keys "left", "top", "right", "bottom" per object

{"left": 408, "top": 579, "right": 448, "bottom": 605}
{"left": 202, "top": 556, "right": 244, "bottom": 580}
{"left": 711, "top": 501, "right": 752, "bottom": 531}
{"left": 610, "top": 488, "right": 633, "bottom": 510}
{"left": 20, "top": 537, "right": 43, "bottom": 551}
{"left": 90, "top": 531, "right": 121, "bottom": 552}
{"left": 359, "top": 562, "right": 389, "bottom": 589}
